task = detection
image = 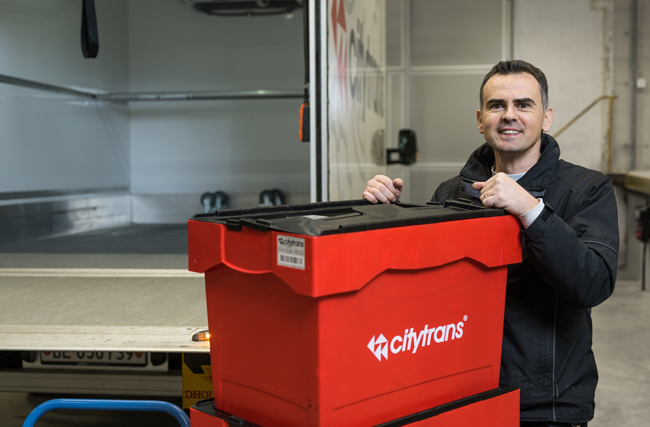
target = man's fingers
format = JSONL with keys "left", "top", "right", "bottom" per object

{"left": 475, "top": 181, "right": 492, "bottom": 202}
{"left": 362, "top": 191, "right": 378, "bottom": 204}
{"left": 367, "top": 176, "right": 400, "bottom": 202}
{"left": 372, "top": 175, "right": 400, "bottom": 193}
{"left": 364, "top": 187, "right": 391, "bottom": 204}
{"left": 480, "top": 191, "right": 490, "bottom": 206}
{"left": 372, "top": 175, "right": 395, "bottom": 188}
{"left": 374, "top": 185, "right": 397, "bottom": 203}
{"left": 475, "top": 173, "right": 538, "bottom": 215}
{"left": 378, "top": 179, "right": 400, "bottom": 199}
{"left": 363, "top": 175, "right": 403, "bottom": 204}
{"left": 481, "top": 192, "right": 498, "bottom": 207}
{"left": 368, "top": 187, "right": 392, "bottom": 203}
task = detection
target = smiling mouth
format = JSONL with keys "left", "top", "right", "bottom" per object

{"left": 499, "top": 130, "right": 522, "bottom": 135}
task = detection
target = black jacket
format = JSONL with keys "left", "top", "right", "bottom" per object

{"left": 431, "top": 134, "right": 619, "bottom": 423}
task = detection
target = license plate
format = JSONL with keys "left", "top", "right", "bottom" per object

{"left": 40, "top": 351, "right": 147, "bottom": 367}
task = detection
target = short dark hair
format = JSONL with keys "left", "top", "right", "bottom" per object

{"left": 479, "top": 60, "right": 549, "bottom": 110}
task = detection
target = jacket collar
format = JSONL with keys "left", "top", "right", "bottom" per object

{"left": 459, "top": 134, "right": 560, "bottom": 199}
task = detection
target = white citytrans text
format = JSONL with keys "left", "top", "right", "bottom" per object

{"left": 367, "top": 316, "right": 467, "bottom": 361}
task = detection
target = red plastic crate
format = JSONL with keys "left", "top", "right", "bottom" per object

{"left": 189, "top": 388, "right": 520, "bottom": 427}
{"left": 415, "top": 388, "right": 519, "bottom": 427}
{"left": 188, "top": 213, "right": 521, "bottom": 427}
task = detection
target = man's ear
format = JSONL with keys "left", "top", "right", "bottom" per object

{"left": 542, "top": 107, "right": 554, "bottom": 132}
{"left": 477, "top": 109, "right": 484, "bottom": 134}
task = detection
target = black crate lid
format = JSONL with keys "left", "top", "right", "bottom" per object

{"left": 192, "top": 199, "right": 506, "bottom": 237}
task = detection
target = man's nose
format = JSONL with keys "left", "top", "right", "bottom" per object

{"left": 502, "top": 104, "right": 517, "bottom": 121}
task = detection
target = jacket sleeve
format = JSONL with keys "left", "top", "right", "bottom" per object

{"left": 522, "top": 176, "right": 619, "bottom": 308}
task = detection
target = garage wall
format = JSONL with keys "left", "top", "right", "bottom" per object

{"left": 513, "top": 0, "right": 612, "bottom": 172}
{"left": 635, "top": 0, "right": 650, "bottom": 171}
{"left": 613, "top": 0, "right": 650, "bottom": 173}
{"left": 385, "top": 0, "right": 615, "bottom": 203}
{"left": 0, "top": 0, "right": 131, "bottom": 244}
{"left": 612, "top": 0, "right": 650, "bottom": 280}
{"left": 127, "top": 1, "right": 310, "bottom": 222}
{"left": 0, "top": 0, "right": 130, "bottom": 194}
{"left": 385, "top": 0, "right": 506, "bottom": 204}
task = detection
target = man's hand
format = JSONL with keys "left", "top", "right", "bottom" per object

{"left": 363, "top": 175, "right": 403, "bottom": 204}
{"left": 472, "top": 173, "right": 539, "bottom": 216}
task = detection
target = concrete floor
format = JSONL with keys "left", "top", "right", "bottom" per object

{"left": 0, "top": 226, "right": 648, "bottom": 426}
{"left": 591, "top": 279, "right": 650, "bottom": 426}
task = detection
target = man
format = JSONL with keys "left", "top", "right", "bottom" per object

{"left": 363, "top": 60, "right": 618, "bottom": 427}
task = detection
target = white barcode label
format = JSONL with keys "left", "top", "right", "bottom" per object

{"left": 277, "top": 235, "right": 305, "bottom": 270}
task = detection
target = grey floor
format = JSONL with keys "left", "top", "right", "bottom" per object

{"left": 0, "top": 226, "right": 648, "bottom": 426}
{"left": 591, "top": 279, "right": 650, "bottom": 426}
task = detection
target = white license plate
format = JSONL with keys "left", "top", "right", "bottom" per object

{"left": 40, "top": 351, "right": 147, "bottom": 367}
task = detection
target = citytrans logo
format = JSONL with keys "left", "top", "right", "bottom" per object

{"left": 277, "top": 237, "right": 304, "bottom": 248}
{"left": 367, "top": 315, "right": 468, "bottom": 362}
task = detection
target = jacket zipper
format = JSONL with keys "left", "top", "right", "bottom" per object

{"left": 552, "top": 294, "right": 558, "bottom": 421}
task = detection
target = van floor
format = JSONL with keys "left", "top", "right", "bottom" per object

{"left": 0, "top": 224, "right": 207, "bottom": 427}
{"left": 0, "top": 224, "right": 189, "bottom": 269}
{"left": 0, "top": 224, "right": 207, "bottom": 329}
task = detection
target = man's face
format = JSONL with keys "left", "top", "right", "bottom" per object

{"left": 477, "top": 72, "right": 553, "bottom": 158}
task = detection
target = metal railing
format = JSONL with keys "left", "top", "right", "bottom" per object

{"left": 0, "top": 72, "right": 302, "bottom": 102}
{"left": 552, "top": 95, "right": 617, "bottom": 172}
{"left": 105, "top": 89, "right": 302, "bottom": 102}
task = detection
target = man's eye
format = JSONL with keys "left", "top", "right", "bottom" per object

{"left": 491, "top": 104, "right": 503, "bottom": 109}
{"left": 519, "top": 103, "right": 529, "bottom": 108}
